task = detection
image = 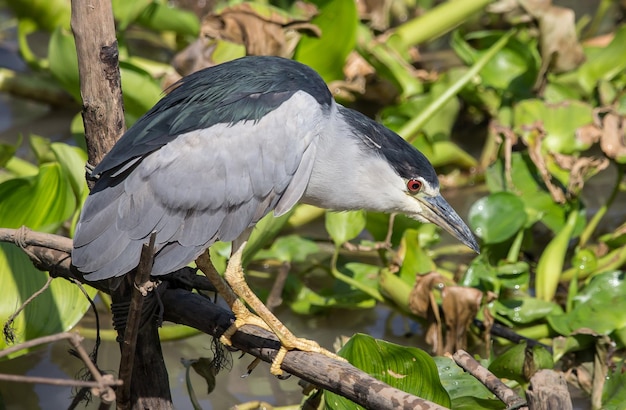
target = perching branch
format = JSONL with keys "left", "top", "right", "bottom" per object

{"left": 452, "top": 350, "right": 528, "bottom": 409}
{"left": 0, "top": 227, "right": 446, "bottom": 410}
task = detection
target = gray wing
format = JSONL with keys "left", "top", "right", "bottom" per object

{"left": 72, "top": 91, "right": 325, "bottom": 280}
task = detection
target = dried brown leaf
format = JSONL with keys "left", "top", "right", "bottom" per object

{"left": 519, "top": 0, "right": 585, "bottom": 73}
{"left": 201, "top": 3, "right": 319, "bottom": 57}
{"left": 523, "top": 123, "right": 567, "bottom": 203}
{"left": 441, "top": 286, "right": 483, "bottom": 353}
{"left": 599, "top": 112, "right": 626, "bottom": 161}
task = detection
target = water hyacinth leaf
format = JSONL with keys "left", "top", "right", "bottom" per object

{"left": 51, "top": 142, "right": 88, "bottom": 202}
{"left": 485, "top": 153, "right": 566, "bottom": 233}
{"left": 49, "top": 27, "right": 80, "bottom": 102}
{"left": 112, "top": 0, "right": 151, "bottom": 30}
{"left": 494, "top": 261, "right": 530, "bottom": 290}
{"left": 294, "top": 0, "right": 357, "bottom": 82}
{"left": 398, "top": 228, "right": 436, "bottom": 284}
{"left": 547, "top": 271, "right": 626, "bottom": 338}
{"left": 244, "top": 210, "right": 294, "bottom": 266}
{"left": 254, "top": 234, "right": 319, "bottom": 263}
{"left": 0, "top": 244, "right": 96, "bottom": 358}
{"left": 535, "top": 209, "right": 578, "bottom": 301}
{"left": 495, "top": 298, "right": 563, "bottom": 325}
{"left": 326, "top": 334, "right": 451, "bottom": 409}
{"left": 136, "top": 2, "right": 200, "bottom": 37}
{"left": 6, "top": 0, "right": 70, "bottom": 31}
{"left": 287, "top": 272, "right": 376, "bottom": 315}
{"left": 514, "top": 99, "right": 594, "bottom": 155}
{"left": 119, "top": 62, "right": 165, "bottom": 126}
{"left": 451, "top": 30, "right": 539, "bottom": 98}
{"left": 468, "top": 192, "right": 526, "bottom": 244}
{"left": 434, "top": 356, "right": 503, "bottom": 409}
{"left": 573, "top": 25, "right": 626, "bottom": 95}
{"left": 602, "top": 361, "right": 626, "bottom": 410}
{"left": 460, "top": 254, "right": 497, "bottom": 289}
{"left": 0, "top": 162, "right": 75, "bottom": 233}
{"left": 325, "top": 210, "right": 366, "bottom": 246}
{"left": 488, "top": 342, "right": 553, "bottom": 385}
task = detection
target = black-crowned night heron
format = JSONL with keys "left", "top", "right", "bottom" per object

{"left": 72, "top": 55, "right": 479, "bottom": 374}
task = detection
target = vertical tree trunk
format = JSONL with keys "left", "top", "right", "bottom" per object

{"left": 70, "top": 1, "right": 173, "bottom": 408}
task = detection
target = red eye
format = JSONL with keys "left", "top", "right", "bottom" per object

{"left": 407, "top": 178, "right": 422, "bottom": 193}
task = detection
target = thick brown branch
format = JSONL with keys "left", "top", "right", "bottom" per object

{"left": 70, "top": 0, "right": 125, "bottom": 167}
{"left": 1, "top": 228, "right": 446, "bottom": 409}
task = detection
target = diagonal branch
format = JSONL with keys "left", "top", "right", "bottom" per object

{"left": 0, "top": 227, "right": 447, "bottom": 410}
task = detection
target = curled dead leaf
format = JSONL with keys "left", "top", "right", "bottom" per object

{"left": 599, "top": 112, "right": 626, "bottom": 162}
{"left": 518, "top": 0, "right": 585, "bottom": 73}
{"left": 172, "top": 2, "right": 319, "bottom": 77}
{"left": 408, "top": 272, "right": 486, "bottom": 355}
{"left": 551, "top": 153, "right": 609, "bottom": 195}
{"left": 202, "top": 2, "right": 319, "bottom": 57}
{"left": 441, "top": 286, "right": 483, "bottom": 353}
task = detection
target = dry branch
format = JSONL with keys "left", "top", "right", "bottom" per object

{"left": 452, "top": 349, "right": 528, "bottom": 409}
{"left": 0, "top": 227, "right": 445, "bottom": 410}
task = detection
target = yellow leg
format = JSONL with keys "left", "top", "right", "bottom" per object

{"left": 197, "top": 242, "right": 345, "bottom": 375}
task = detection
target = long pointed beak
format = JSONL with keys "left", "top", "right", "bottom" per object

{"left": 417, "top": 195, "right": 480, "bottom": 253}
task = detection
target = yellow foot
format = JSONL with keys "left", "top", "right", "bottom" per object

{"left": 196, "top": 247, "right": 346, "bottom": 376}
{"left": 270, "top": 337, "right": 346, "bottom": 376}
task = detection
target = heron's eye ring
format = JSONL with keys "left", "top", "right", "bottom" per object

{"left": 407, "top": 179, "right": 422, "bottom": 193}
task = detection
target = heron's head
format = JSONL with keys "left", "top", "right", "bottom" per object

{"left": 304, "top": 104, "right": 479, "bottom": 254}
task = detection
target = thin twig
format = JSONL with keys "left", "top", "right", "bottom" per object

{"left": 0, "top": 332, "right": 121, "bottom": 403}
{"left": 118, "top": 233, "right": 156, "bottom": 406}
{"left": 4, "top": 276, "right": 53, "bottom": 344}
{"left": 0, "top": 374, "right": 120, "bottom": 389}
{"left": 452, "top": 350, "right": 528, "bottom": 409}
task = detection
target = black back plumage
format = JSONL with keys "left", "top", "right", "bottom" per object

{"left": 92, "top": 56, "right": 333, "bottom": 178}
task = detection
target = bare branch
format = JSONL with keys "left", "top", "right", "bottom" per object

{"left": 0, "top": 332, "right": 121, "bottom": 403}
{"left": 1, "top": 228, "right": 448, "bottom": 409}
{"left": 452, "top": 349, "right": 528, "bottom": 409}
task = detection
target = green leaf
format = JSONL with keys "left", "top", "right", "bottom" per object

{"left": 136, "top": 2, "right": 200, "bottom": 37}
{"left": 0, "top": 162, "right": 76, "bottom": 233}
{"left": 535, "top": 209, "right": 578, "bottom": 301}
{"left": 6, "top": 0, "right": 70, "bottom": 31}
{"left": 488, "top": 342, "right": 553, "bottom": 385}
{"left": 602, "top": 361, "right": 626, "bottom": 410}
{"left": 0, "top": 141, "right": 18, "bottom": 168}
{"left": 495, "top": 298, "right": 563, "bottom": 325}
{"left": 112, "top": 0, "right": 151, "bottom": 30}
{"left": 294, "top": 0, "right": 357, "bottom": 82}
{"left": 434, "top": 356, "right": 503, "bottom": 408}
{"left": 119, "top": 61, "right": 165, "bottom": 125}
{"left": 50, "top": 142, "right": 88, "bottom": 204}
{"left": 485, "top": 153, "right": 566, "bottom": 233}
{"left": 287, "top": 264, "right": 378, "bottom": 314}
{"left": 325, "top": 210, "right": 366, "bottom": 246}
{"left": 243, "top": 210, "right": 294, "bottom": 266}
{"left": 514, "top": 99, "right": 594, "bottom": 155}
{"left": 451, "top": 30, "right": 539, "bottom": 98}
{"left": 48, "top": 27, "right": 80, "bottom": 102}
{"left": 325, "top": 334, "right": 451, "bottom": 409}
{"left": 0, "top": 244, "right": 96, "bottom": 358}
{"left": 468, "top": 192, "right": 526, "bottom": 244}
{"left": 547, "top": 271, "right": 626, "bottom": 339}
{"left": 254, "top": 235, "right": 319, "bottom": 263}
{"left": 570, "top": 25, "right": 626, "bottom": 95}
{"left": 29, "top": 135, "right": 55, "bottom": 164}
{"left": 398, "top": 228, "right": 436, "bottom": 283}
